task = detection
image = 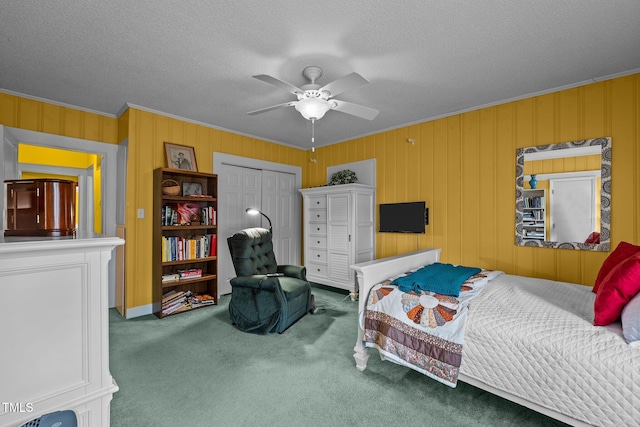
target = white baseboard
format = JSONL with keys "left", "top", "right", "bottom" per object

{"left": 125, "top": 304, "right": 153, "bottom": 319}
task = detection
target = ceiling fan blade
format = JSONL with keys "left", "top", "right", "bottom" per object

{"left": 319, "top": 72, "right": 369, "bottom": 97}
{"left": 253, "top": 74, "right": 304, "bottom": 95}
{"left": 331, "top": 100, "right": 379, "bottom": 120}
{"left": 246, "top": 101, "right": 296, "bottom": 116}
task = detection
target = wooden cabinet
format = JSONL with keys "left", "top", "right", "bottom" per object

{"left": 522, "top": 189, "right": 547, "bottom": 241}
{"left": 153, "top": 168, "right": 218, "bottom": 318}
{"left": 299, "top": 184, "right": 375, "bottom": 293}
{"left": 4, "top": 179, "right": 76, "bottom": 237}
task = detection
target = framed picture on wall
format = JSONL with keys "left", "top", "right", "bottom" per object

{"left": 165, "top": 142, "right": 198, "bottom": 172}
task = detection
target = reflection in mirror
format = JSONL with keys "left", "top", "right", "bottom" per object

{"left": 515, "top": 137, "right": 611, "bottom": 251}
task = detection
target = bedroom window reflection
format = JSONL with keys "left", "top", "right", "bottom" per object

{"left": 515, "top": 138, "right": 611, "bottom": 251}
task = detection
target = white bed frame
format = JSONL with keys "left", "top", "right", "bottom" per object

{"left": 351, "top": 248, "right": 590, "bottom": 427}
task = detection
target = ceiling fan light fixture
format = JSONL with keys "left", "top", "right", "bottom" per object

{"left": 295, "top": 98, "right": 331, "bottom": 120}
{"left": 248, "top": 66, "right": 378, "bottom": 122}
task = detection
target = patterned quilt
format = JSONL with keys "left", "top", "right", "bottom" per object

{"left": 362, "top": 268, "right": 503, "bottom": 387}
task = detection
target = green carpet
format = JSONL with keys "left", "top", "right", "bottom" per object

{"left": 109, "top": 285, "right": 567, "bottom": 427}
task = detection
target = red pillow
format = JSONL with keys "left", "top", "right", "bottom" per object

{"left": 594, "top": 253, "right": 640, "bottom": 326}
{"left": 584, "top": 232, "right": 600, "bottom": 244}
{"left": 593, "top": 241, "right": 640, "bottom": 293}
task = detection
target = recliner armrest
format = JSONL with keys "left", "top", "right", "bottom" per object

{"left": 230, "top": 275, "right": 281, "bottom": 292}
{"left": 277, "top": 265, "right": 307, "bottom": 281}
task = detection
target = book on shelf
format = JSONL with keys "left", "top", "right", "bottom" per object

{"left": 162, "top": 273, "right": 180, "bottom": 283}
{"left": 177, "top": 268, "right": 202, "bottom": 279}
{"left": 525, "top": 231, "right": 545, "bottom": 238}
{"left": 187, "top": 194, "right": 213, "bottom": 199}
{"left": 200, "top": 206, "right": 217, "bottom": 225}
{"left": 524, "top": 196, "right": 545, "bottom": 209}
{"left": 190, "top": 294, "right": 215, "bottom": 307}
{"left": 161, "top": 234, "right": 217, "bottom": 262}
{"left": 162, "top": 290, "right": 186, "bottom": 304}
{"left": 163, "top": 300, "right": 190, "bottom": 315}
{"left": 163, "top": 298, "right": 186, "bottom": 310}
{"left": 163, "top": 204, "right": 216, "bottom": 226}
{"left": 162, "top": 290, "right": 193, "bottom": 314}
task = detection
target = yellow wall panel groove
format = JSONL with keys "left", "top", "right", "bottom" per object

{"left": 0, "top": 93, "right": 17, "bottom": 125}
{"left": 460, "top": 111, "right": 479, "bottom": 266}
{"left": 558, "top": 88, "right": 580, "bottom": 142}
{"left": 477, "top": 107, "right": 498, "bottom": 269}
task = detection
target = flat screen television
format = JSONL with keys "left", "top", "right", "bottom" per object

{"left": 379, "top": 201, "right": 427, "bottom": 233}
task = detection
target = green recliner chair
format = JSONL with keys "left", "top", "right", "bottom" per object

{"left": 227, "top": 227, "right": 312, "bottom": 334}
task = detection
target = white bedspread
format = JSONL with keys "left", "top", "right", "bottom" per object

{"left": 461, "top": 274, "right": 640, "bottom": 427}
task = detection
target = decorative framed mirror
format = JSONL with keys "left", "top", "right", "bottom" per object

{"left": 515, "top": 137, "right": 611, "bottom": 251}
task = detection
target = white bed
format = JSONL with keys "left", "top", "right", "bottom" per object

{"left": 352, "top": 249, "right": 640, "bottom": 427}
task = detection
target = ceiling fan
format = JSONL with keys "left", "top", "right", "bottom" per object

{"left": 247, "top": 66, "right": 379, "bottom": 121}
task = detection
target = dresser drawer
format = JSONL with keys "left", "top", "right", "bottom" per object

{"left": 308, "top": 196, "right": 327, "bottom": 210}
{"left": 307, "top": 262, "right": 328, "bottom": 278}
{"left": 309, "top": 249, "right": 327, "bottom": 263}
{"left": 309, "top": 236, "right": 327, "bottom": 249}
{"left": 309, "top": 210, "right": 327, "bottom": 223}
{"left": 309, "top": 223, "right": 327, "bottom": 235}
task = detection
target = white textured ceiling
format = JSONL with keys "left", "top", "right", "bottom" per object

{"left": 1, "top": 1, "right": 639, "bottom": 149}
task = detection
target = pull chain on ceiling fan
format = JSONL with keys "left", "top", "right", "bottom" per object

{"left": 247, "top": 66, "right": 379, "bottom": 157}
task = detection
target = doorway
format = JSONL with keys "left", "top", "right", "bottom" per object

{"left": 18, "top": 146, "right": 99, "bottom": 235}
{"left": 550, "top": 176, "right": 597, "bottom": 243}
{"left": 1, "top": 125, "right": 124, "bottom": 307}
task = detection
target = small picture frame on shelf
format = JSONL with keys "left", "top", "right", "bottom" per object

{"left": 165, "top": 142, "right": 198, "bottom": 172}
{"left": 182, "top": 182, "right": 203, "bottom": 196}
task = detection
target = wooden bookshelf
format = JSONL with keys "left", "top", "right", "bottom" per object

{"left": 522, "top": 188, "right": 546, "bottom": 241}
{"left": 153, "top": 168, "right": 218, "bottom": 318}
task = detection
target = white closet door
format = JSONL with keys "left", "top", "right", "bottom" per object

{"left": 262, "top": 170, "right": 298, "bottom": 266}
{"left": 217, "top": 165, "right": 262, "bottom": 295}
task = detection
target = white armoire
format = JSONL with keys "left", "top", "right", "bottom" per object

{"left": 299, "top": 184, "right": 375, "bottom": 293}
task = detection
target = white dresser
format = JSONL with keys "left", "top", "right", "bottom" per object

{"left": 0, "top": 236, "right": 124, "bottom": 427}
{"left": 299, "top": 184, "right": 375, "bottom": 293}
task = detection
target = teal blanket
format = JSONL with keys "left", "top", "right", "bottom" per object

{"left": 392, "top": 262, "right": 481, "bottom": 296}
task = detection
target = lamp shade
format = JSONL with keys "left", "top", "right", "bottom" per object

{"left": 295, "top": 98, "right": 331, "bottom": 120}
{"left": 245, "top": 208, "right": 272, "bottom": 233}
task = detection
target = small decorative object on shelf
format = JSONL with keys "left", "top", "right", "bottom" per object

{"left": 153, "top": 167, "right": 218, "bottom": 318}
{"left": 161, "top": 179, "right": 181, "bottom": 196}
{"left": 528, "top": 174, "right": 538, "bottom": 189}
{"left": 328, "top": 169, "right": 358, "bottom": 185}
{"left": 189, "top": 213, "right": 202, "bottom": 225}
{"left": 182, "top": 181, "right": 203, "bottom": 196}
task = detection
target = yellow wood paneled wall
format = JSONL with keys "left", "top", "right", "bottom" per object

{"left": 2, "top": 73, "right": 639, "bottom": 312}
{"left": 0, "top": 92, "right": 119, "bottom": 144}
{"left": 124, "top": 108, "right": 306, "bottom": 309}
{"left": 304, "top": 74, "right": 639, "bottom": 286}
